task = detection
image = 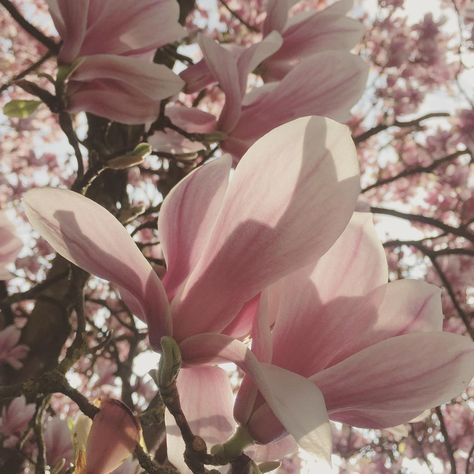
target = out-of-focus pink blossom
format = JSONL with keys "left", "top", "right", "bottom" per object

{"left": 0, "top": 325, "right": 29, "bottom": 370}
{"left": 0, "top": 396, "right": 35, "bottom": 448}
{"left": 44, "top": 417, "right": 73, "bottom": 470}
{"left": 0, "top": 210, "right": 22, "bottom": 279}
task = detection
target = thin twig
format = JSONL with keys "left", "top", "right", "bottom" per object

{"left": 435, "top": 407, "right": 457, "bottom": 474}
{"left": 0, "top": 0, "right": 59, "bottom": 52}
{"left": 218, "top": 0, "right": 259, "bottom": 32}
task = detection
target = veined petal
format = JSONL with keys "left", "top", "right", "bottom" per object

{"left": 262, "top": 0, "right": 291, "bottom": 35}
{"left": 71, "top": 55, "right": 184, "bottom": 100}
{"left": 225, "top": 52, "right": 368, "bottom": 157}
{"left": 199, "top": 35, "right": 242, "bottom": 132}
{"left": 47, "top": 0, "right": 89, "bottom": 63}
{"left": 179, "top": 334, "right": 332, "bottom": 462}
{"left": 311, "top": 332, "right": 474, "bottom": 428}
{"left": 166, "top": 366, "right": 235, "bottom": 474}
{"left": 159, "top": 157, "right": 232, "bottom": 299}
{"left": 23, "top": 188, "right": 171, "bottom": 343}
{"left": 172, "top": 116, "right": 359, "bottom": 341}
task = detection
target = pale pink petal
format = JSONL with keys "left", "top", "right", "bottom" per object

{"left": 199, "top": 35, "right": 242, "bottom": 132}
{"left": 49, "top": 0, "right": 184, "bottom": 62}
{"left": 82, "top": 0, "right": 185, "bottom": 58}
{"left": 262, "top": 0, "right": 291, "bottom": 35}
{"left": 172, "top": 116, "right": 360, "bottom": 341}
{"left": 268, "top": 277, "right": 443, "bottom": 376}
{"left": 245, "top": 435, "right": 297, "bottom": 463}
{"left": 179, "top": 334, "right": 331, "bottom": 460}
{"left": 225, "top": 52, "right": 368, "bottom": 157}
{"left": 23, "top": 188, "right": 171, "bottom": 345}
{"left": 46, "top": 0, "right": 88, "bottom": 63}
{"left": 180, "top": 58, "right": 216, "bottom": 94}
{"left": 311, "top": 332, "right": 474, "bottom": 428}
{"left": 68, "top": 83, "right": 163, "bottom": 124}
{"left": 148, "top": 130, "right": 206, "bottom": 155}
{"left": 67, "top": 55, "right": 183, "bottom": 123}
{"left": 221, "top": 294, "right": 261, "bottom": 339}
{"left": 166, "top": 366, "right": 235, "bottom": 473}
{"left": 264, "top": 0, "right": 363, "bottom": 80}
{"left": 86, "top": 399, "right": 140, "bottom": 474}
{"left": 159, "top": 156, "right": 232, "bottom": 299}
{"left": 166, "top": 106, "right": 217, "bottom": 134}
{"left": 236, "top": 31, "right": 283, "bottom": 92}
{"left": 71, "top": 55, "right": 184, "bottom": 100}
{"left": 0, "top": 211, "right": 22, "bottom": 280}
{"left": 309, "top": 212, "right": 388, "bottom": 302}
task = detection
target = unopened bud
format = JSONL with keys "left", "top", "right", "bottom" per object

{"left": 158, "top": 336, "right": 182, "bottom": 389}
{"left": 106, "top": 143, "right": 152, "bottom": 170}
{"left": 85, "top": 399, "right": 140, "bottom": 474}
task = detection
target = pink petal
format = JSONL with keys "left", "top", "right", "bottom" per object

{"left": 262, "top": 0, "right": 291, "bottom": 35}
{"left": 268, "top": 273, "right": 443, "bottom": 376}
{"left": 23, "top": 188, "right": 171, "bottom": 345}
{"left": 199, "top": 35, "right": 242, "bottom": 132}
{"left": 49, "top": 0, "right": 184, "bottom": 62}
{"left": 245, "top": 435, "right": 297, "bottom": 463}
{"left": 71, "top": 54, "right": 184, "bottom": 100}
{"left": 86, "top": 399, "right": 140, "bottom": 474}
{"left": 68, "top": 55, "right": 184, "bottom": 123}
{"left": 225, "top": 52, "right": 368, "bottom": 157}
{"left": 166, "top": 366, "right": 235, "bottom": 473}
{"left": 264, "top": 0, "right": 363, "bottom": 80}
{"left": 81, "top": 0, "right": 185, "bottom": 58}
{"left": 308, "top": 212, "right": 388, "bottom": 302}
{"left": 311, "top": 332, "right": 474, "bottom": 428}
{"left": 165, "top": 105, "right": 217, "bottom": 134}
{"left": 236, "top": 31, "right": 283, "bottom": 93}
{"left": 46, "top": 0, "right": 88, "bottom": 63}
{"left": 159, "top": 156, "right": 232, "bottom": 299}
{"left": 179, "top": 334, "right": 332, "bottom": 460}
{"left": 0, "top": 211, "right": 22, "bottom": 279}
{"left": 172, "top": 116, "right": 360, "bottom": 341}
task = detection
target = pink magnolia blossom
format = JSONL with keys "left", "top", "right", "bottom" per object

{"left": 0, "top": 325, "right": 29, "bottom": 370}
{"left": 174, "top": 214, "right": 474, "bottom": 466}
{"left": 0, "top": 210, "right": 22, "bottom": 279}
{"left": 24, "top": 116, "right": 360, "bottom": 457}
{"left": 46, "top": 0, "right": 185, "bottom": 123}
{"left": 23, "top": 116, "right": 359, "bottom": 348}
{"left": 0, "top": 396, "right": 35, "bottom": 448}
{"left": 44, "top": 417, "right": 73, "bottom": 470}
{"left": 85, "top": 399, "right": 140, "bottom": 474}
{"left": 260, "top": 0, "right": 364, "bottom": 81}
{"left": 46, "top": 0, "right": 185, "bottom": 63}
{"left": 179, "top": 34, "right": 368, "bottom": 158}
{"left": 230, "top": 213, "right": 474, "bottom": 455}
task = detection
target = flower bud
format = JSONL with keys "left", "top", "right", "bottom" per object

{"left": 85, "top": 399, "right": 140, "bottom": 474}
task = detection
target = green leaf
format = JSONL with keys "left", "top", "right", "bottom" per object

{"left": 3, "top": 99, "right": 42, "bottom": 118}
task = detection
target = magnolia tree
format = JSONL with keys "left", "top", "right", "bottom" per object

{"left": 0, "top": 0, "right": 473, "bottom": 473}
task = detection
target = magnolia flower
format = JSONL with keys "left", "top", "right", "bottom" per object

{"left": 85, "top": 399, "right": 140, "bottom": 474}
{"left": 0, "top": 396, "right": 35, "bottom": 448}
{"left": 261, "top": 0, "right": 364, "bottom": 81}
{"left": 24, "top": 116, "right": 360, "bottom": 457}
{"left": 44, "top": 417, "right": 74, "bottom": 470}
{"left": 46, "top": 0, "right": 185, "bottom": 64}
{"left": 179, "top": 34, "right": 368, "bottom": 158}
{"left": 0, "top": 210, "right": 22, "bottom": 280}
{"left": 0, "top": 325, "right": 29, "bottom": 370}
{"left": 167, "top": 215, "right": 474, "bottom": 470}
{"left": 183, "top": 213, "right": 474, "bottom": 466}
{"left": 47, "top": 0, "right": 185, "bottom": 123}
